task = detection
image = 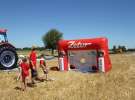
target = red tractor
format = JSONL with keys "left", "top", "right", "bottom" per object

{"left": 0, "top": 29, "right": 18, "bottom": 70}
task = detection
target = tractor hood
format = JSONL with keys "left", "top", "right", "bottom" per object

{"left": 0, "top": 42, "right": 16, "bottom": 49}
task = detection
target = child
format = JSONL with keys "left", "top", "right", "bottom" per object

{"left": 16, "top": 55, "right": 24, "bottom": 81}
{"left": 20, "top": 57, "right": 29, "bottom": 91}
{"left": 40, "top": 54, "right": 48, "bottom": 80}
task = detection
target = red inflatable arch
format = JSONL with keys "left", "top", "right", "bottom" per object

{"left": 58, "top": 37, "right": 111, "bottom": 72}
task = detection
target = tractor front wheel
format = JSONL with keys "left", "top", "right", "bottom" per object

{"left": 0, "top": 46, "right": 18, "bottom": 70}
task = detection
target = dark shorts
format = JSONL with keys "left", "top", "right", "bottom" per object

{"left": 31, "top": 69, "right": 38, "bottom": 78}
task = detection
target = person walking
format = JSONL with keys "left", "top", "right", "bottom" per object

{"left": 29, "top": 46, "right": 38, "bottom": 84}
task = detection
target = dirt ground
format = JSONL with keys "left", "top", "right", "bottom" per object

{"left": 0, "top": 53, "right": 134, "bottom": 100}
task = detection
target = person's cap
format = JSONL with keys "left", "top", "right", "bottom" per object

{"left": 19, "top": 55, "right": 25, "bottom": 58}
{"left": 32, "top": 45, "right": 37, "bottom": 49}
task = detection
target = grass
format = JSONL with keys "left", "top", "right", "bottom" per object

{"left": 0, "top": 53, "right": 134, "bottom": 100}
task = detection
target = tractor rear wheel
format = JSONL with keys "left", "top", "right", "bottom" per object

{"left": 0, "top": 45, "right": 18, "bottom": 70}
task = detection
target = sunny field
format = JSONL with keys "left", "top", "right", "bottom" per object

{"left": 0, "top": 53, "right": 134, "bottom": 100}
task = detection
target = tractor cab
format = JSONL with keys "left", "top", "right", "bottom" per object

{"left": 0, "top": 29, "right": 18, "bottom": 70}
{"left": 0, "top": 29, "right": 8, "bottom": 42}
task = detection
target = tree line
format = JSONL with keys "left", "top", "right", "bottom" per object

{"left": 16, "top": 47, "right": 45, "bottom": 51}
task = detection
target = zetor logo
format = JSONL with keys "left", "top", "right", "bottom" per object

{"left": 68, "top": 41, "right": 91, "bottom": 48}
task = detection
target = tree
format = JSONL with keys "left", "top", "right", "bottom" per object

{"left": 121, "top": 46, "right": 127, "bottom": 52}
{"left": 42, "top": 29, "right": 63, "bottom": 55}
{"left": 112, "top": 45, "right": 117, "bottom": 53}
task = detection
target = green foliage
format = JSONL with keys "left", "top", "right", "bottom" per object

{"left": 42, "top": 29, "right": 63, "bottom": 55}
{"left": 128, "top": 48, "right": 135, "bottom": 52}
{"left": 112, "top": 45, "right": 117, "bottom": 53}
{"left": 16, "top": 47, "right": 45, "bottom": 51}
{"left": 121, "top": 46, "right": 127, "bottom": 52}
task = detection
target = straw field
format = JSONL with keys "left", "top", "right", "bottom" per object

{"left": 0, "top": 52, "right": 134, "bottom": 100}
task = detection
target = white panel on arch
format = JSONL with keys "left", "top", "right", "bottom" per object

{"left": 68, "top": 50, "right": 97, "bottom": 72}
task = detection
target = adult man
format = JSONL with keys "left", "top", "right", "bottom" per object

{"left": 29, "top": 46, "right": 38, "bottom": 84}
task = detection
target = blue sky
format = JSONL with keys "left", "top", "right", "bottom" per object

{"left": 0, "top": 0, "right": 135, "bottom": 48}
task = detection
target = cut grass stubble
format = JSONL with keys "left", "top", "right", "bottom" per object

{"left": 0, "top": 53, "right": 134, "bottom": 100}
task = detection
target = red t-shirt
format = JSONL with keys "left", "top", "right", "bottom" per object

{"left": 20, "top": 62, "right": 29, "bottom": 77}
{"left": 40, "top": 57, "right": 46, "bottom": 66}
{"left": 29, "top": 51, "right": 37, "bottom": 67}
